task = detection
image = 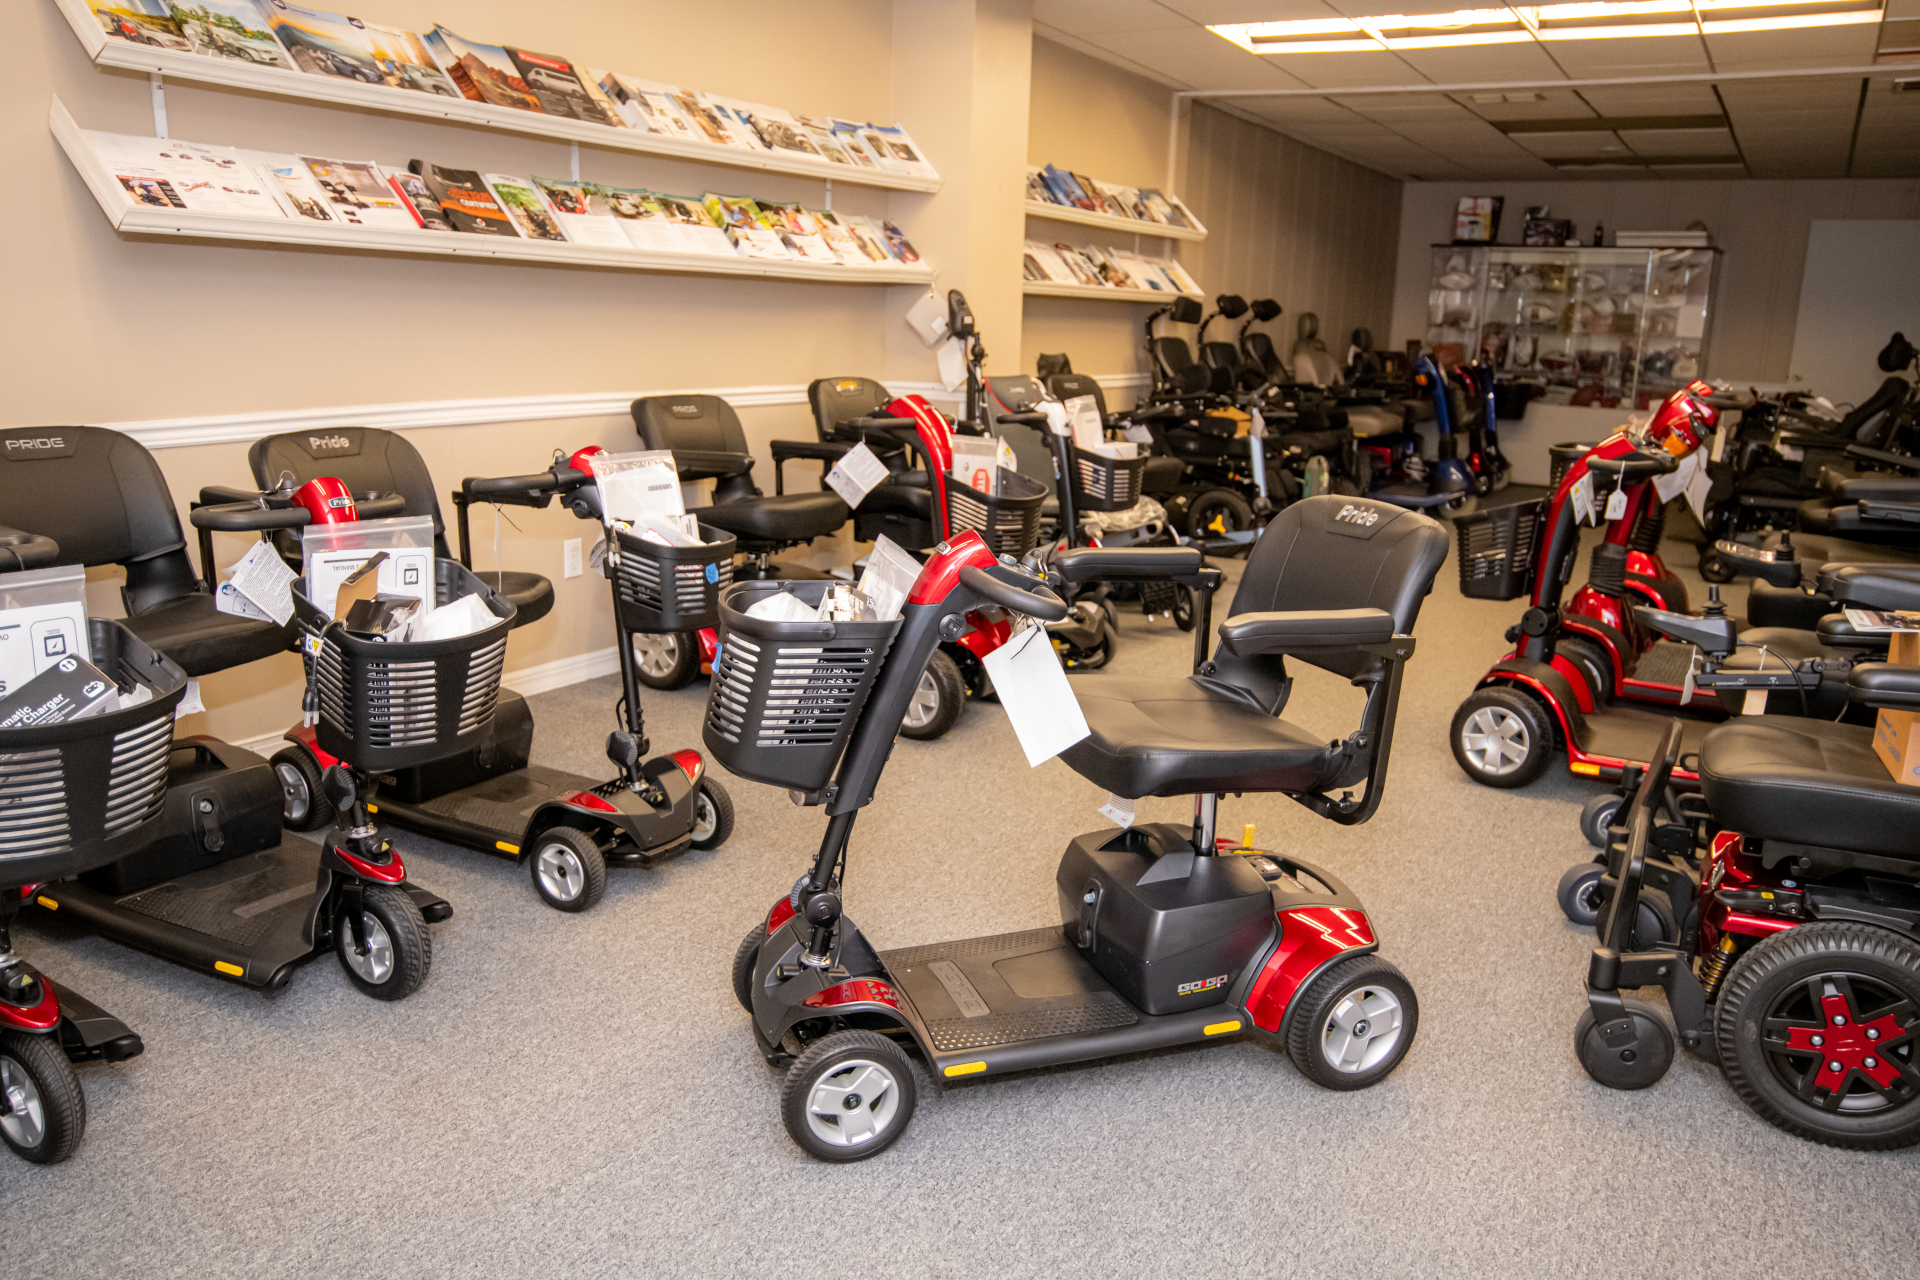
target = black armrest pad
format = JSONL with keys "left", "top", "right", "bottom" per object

{"left": 770, "top": 440, "right": 852, "bottom": 463}
{"left": 1857, "top": 499, "right": 1920, "bottom": 524}
{"left": 1814, "top": 615, "right": 1886, "bottom": 651}
{"left": 1218, "top": 608, "right": 1396, "bottom": 655}
{"left": 1833, "top": 475, "right": 1920, "bottom": 502}
{"left": 1829, "top": 565, "right": 1920, "bottom": 611}
{"left": 1053, "top": 546, "right": 1204, "bottom": 584}
{"left": 0, "top": 525, "right": 60, "bottom": 571}
{"left": 198, "top": 484, "right": 258, "bottom": 505}
{"left": 672, "top": 450, "right": 753, "bottom": 481}
{"left": 1850, "top": 662, "right": 1920, "bottom": 710}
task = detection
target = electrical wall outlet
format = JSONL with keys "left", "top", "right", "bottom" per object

{"left": 563, "top": 538, "right": 583, "bottom": 579}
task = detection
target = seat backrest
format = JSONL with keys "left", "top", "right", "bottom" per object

{"left": 984, "top": 375, "right": 1054, "bottom": 482}
{"left": 1046, "top": 373, "right": 1107, "bottom": 418}
{"left": 1035, "top": 353, "right": 1073, "bottom": 380}
{"left": 249, "top": 426, "right": 449, "bottom": 556}
{"left": 1842, "top": 375, "right": 1913, "bottom": 441}
{"left": 807, "top": 377, "right": 892, "bottom": 442}
{"left": 1243, "top": 331, "right": 1285, "bottom": 382}
{"left": 0, "top": 424, "right": 200, "bottom": 612}
{"left": 1212, "top": 494, "right": 1448, "bottom": 700}
{"left": 633, "top": 394, "right": 751, "bottom": 454}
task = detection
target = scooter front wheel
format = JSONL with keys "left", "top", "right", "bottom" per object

{"left": 0, "top": 1030, "right": 85, "bottom": 1165}
{"left": 1450, "top": 687, "right": 1553, "bottom": 788}
{"left": 780, "top": 1030, "right": 917, "bottom": 1162}
{"left": 690, "top": 779, "right": 735, "bottom": 851}
{"left": 1286, "top": 954, "right": 1417, "bottom": 1090}
{"left": 899, "top": 650, "right": 965, "bottom": 741}
{"left": 530, "top": 826, "right": 608, "bottom": 911}
{"left": 732, "top": 921, "right": 766, "bottom": 1013}
{"left": 335, "top": 883, "right": 431, "bottom": 1000}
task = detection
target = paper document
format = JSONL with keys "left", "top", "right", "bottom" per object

{"left": 936, "top": 336, "right": 966, "bottom": 392}
{"left": 904, "top": 290, "right": 950, "bottom": 347}
{"left": 1571, "top": 473, "right": 1596, "bottom": 526}
{"left": 1064, "top": 396, "right": 1102, "bottom": 448}
{"left": 982, "top": 624, "right": 1090, "bottom": 767}
{"left": 592, "top": 451, "right": 686, "bottom": 526}
{"left": 825, "top": 442, "right": 889, "bottom": 508}
{"left": 856, "top": 536, "right": 921, "bottom": 622}
{"left": 951, "top": 436, "right": 999, "bottom": 495}
{"left": 1099, "top": 793, "right": 1136, "bottom": 828}
{"left": 0, "top": 564, "right": 88, "bottom": 700}
{"left": 307, "top": 547, "right": 435, "bottom": 620}
{"left": 225, "top": 541, "right": 297, "bottom": 625}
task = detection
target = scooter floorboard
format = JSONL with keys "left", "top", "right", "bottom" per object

{"left": 1577, "top": 703, "right": 1718, "bottom": 771}
{"left": 374, "top": 764, "right": 595, "bottom": 852}
{"left": 880, "top": 928, "right": 1237, "bottom": 1080}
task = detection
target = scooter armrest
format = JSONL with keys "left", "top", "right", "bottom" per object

{"left": 769, "top": 440, "right": 850, "bottom": 495}
{"left": 1856, "top": 499, "right": 1920, "bottom": 525}
{"left": 1845, "top": 444, "right": 1920, "bottom": 474}
{"left": 198, "top": 484, "right": 259, "bottom": 505}
{"left": 1218, "top": 608, "right": 1396, "bottom": 655}
{"left": 1051, "top": 546, "right": 1203, "bottom": 584}
{"left": 0, "top": 525, "right": 60, "bottom": 571}
{"left": 671, "top": 450, "right": 754, "bottom": 482}
{"left": 1815, "top": 615, "right": 1887, "bottom": 653}
{"left": 1828, "top": 564, "right": 1920, "bottom": 612}
{"left": 1849, "top": 662, "right": 1920, "bottom": 711}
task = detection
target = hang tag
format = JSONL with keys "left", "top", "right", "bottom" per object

{"left": 980, "top": 624, "right": 1090, "bottom": 767}
{"left": 1683, "top": 452, "right": 1713, "bottom": 527}
{"left": 1603, "top": 486, "right": 1628, "bottom": 522}
{"left": 1741, "top": 688, "right": 1769, "bottom": 715}
{"left": 1653, "top": 448, "right": 1699, "bottom": 505}
{"left": 1124, "top": 424, "right": 1153, "bottom": 445}
{"left": 935, "top": 336, "right": 967, "bottom": 392}
{"left": 1571, "top": 473, "right": 1596, "bottom": 525}
{"left": 174, "top": 678, "right": 203, "bottom": 719}
{"left": 1041, "top": 401, "right": 1071, "bottom": 437}
{"left": 1098, "top": 793, "right": 1136, "bottom": 828}
{"left": 1680, "top": 653, "right": 1696, "bottom": 704}
{"left": 825, "top": 441, "right": 889, "bottom": 508}
{"left": 904, "top": 290, "right": 950, "bottom": 347}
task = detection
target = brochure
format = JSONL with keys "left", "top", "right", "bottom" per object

{"left": 813, "top": 210, "right": 872, "bottom": 267}
{"left": 718, "top": 99, "right": 820, "bottom": 159}
{"left": 656, "top": 194, "right": 734, "bottom": 254}
{"left": 300, "top": 155, "right": 416, "bottom": 228}
{"left": 174, "top": 0, "right": 295, "bottom": 68}
{"left": 879, "top": 220, "right": 921, "bottom": 265}
{"left": 484, "top": 175, "right": 567, "bottom": 241}
{"left": 594, "top": 73, "right": 698, "bottom": 139}
{"left": 422, "top": 25, "right": 543, "bottom": 112}
{"left": 384, "top": 166, "right": 452, "bottom": 230}
{"left": 587, "top": 452, "right": 685, "bottom": 527}
{"left": 97, "top": 1, "right": 191, "bottom": 51}
{"left": 357, "top": 22, "right": 462, "bottom": 96}
{"left": 89, "top": 132, "right": 286, "bottom": 219}
{"left": 799, "top": 116, "right": 857, "bottom": 166}
{"left": 243, "top": 149, "right": 336, "bottom": 222}
{"left": 841, "top": 216, "right": 893, "bottom": 265}
{"left": 506, "top": 47, "right": 620, "bottom": 125}
{"left": 0, "top": 564, "right": 89, "bottom": 701}
{"left": 672, "top": 92, "right": 749, "bottom": 148}
{"left": 757, "top": 204, "right": 837, "bottom": 264}
{"left": 827, "top": 119, "right": 882, "bottom": 169}
{"left": 600, "top": 186, "right": 680, "bottom": 252}
{"left": 857, "top": 124, "right": 937, "bottom": 179}
{"left": 532, "top": 178, "right": 627, "bottom": 247}
{"left": 408, "top": 161, "right": 517, "bottom": 235}
{"left": 258, "top": 3, "right": 385, "bottom": 84}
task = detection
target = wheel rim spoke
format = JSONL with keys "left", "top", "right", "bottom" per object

{"left": 0, "top": 1060, "right": 45, "bottom": 1148}
{"left": 805, "top": 1059, "right": 897, "bottom": 1147}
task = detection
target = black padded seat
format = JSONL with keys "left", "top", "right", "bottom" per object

{"left": 695, "top": 491, "right": 848, "bottom": 544}
{"left": 473, "top": 570, "right": 553, "bottom": 628}
{"left": 119, "top": 594, "right": 294, "bottom": 678}
{"left": 1063, "top": 676, "right": 1342, "bottom": 797}
{"left": 634, "top": 394, "right": 849, "bottom": 550}
{"left": 1700, "top": 718, "right": 1920, "bottom": 860}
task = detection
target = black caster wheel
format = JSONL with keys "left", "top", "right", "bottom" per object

{"left": 1579, "top": 792, "right": 1623, "bottom": 849}
{"left": 899, "top": 649, "right": 965, "bottom": 741}
{"left": 1185, "top": 488, "right": 1254, "bottom": 540}
{"left": 0, "top": 1030, "right": 85, "bottom": 1165}
{"left": 1450, "top": 687, "right": 1554, "bottom": 788}
{"left": 1698, "top": 548, "right": 1737, "bottom": 584}
{"left": 732, "top": 920, "right": 767, "bottom": 1013}
{"left": 1556, "top": 861, "right": 1607, "bottom": 927}
{"left": 632, "top": 631, "right": 700, "bottom": 690}
{"left": 691, "top": 778, "right": 734, "bottom": 851}
{"left": 270, "top": 746, "right": 332, "bottom": 833}
{"left": 781, "top": 1030, "right": 918, "bottom": 1162}
{"left": 1172, "top": 584, "right": 1195, "bottom": 632}
{"left": 1287, "top": 954, "right": 1418, "bottom": 1090}
{"left": 1063, "top": 633, "right": 1114, "bottom": 671}
{"left": 1574, "top": 1001, "right": 1674, "bottom": 1090}
{"left": 335, "top": 882, "right": 432, "bottom": 999}
{"left": 529, "top": 826, "right": 608, "bottom": 912}
{"left": 1715, "top": 922, "right": 1920, "bottom": 1149}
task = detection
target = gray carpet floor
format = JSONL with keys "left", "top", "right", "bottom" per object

{"left": 7, "top": 528, "right": 1918, "bottom": 1278}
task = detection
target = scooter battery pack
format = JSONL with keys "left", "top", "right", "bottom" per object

{"left": 1056, "top": 824, "right": 1277, "bottom": 1016}
{"left": 81, "top": 739, "right": 284, "bottom": 896}
{"left": 382, "top": 690, "right": 534, "bottom": 804}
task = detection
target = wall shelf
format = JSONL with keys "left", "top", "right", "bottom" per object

{"left": 1023, "top": 281, "right": 1199, "bottom": 303}
{"left": 51, "top": 98, "right": 935, "bottom": 286}
{"left": 1023, "top": 200, "right": 1205, "bottom": 242}
{"left": 53, "top": 0, "right": 940, "bottom": 194}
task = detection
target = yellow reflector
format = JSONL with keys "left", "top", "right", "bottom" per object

{"left": 1570, "top": 762, "right": 1601, "bottom": 776}
{"left": 944, "top": 1061, "right": 987, "bottom": 1077}
{"left": 214, "top": 961, "right": 244, "bottom": 977}
{"left": 1204, "top": 1020, "right": 1243, "bottom": 1036}
{"left": 35, "top": 896, "right": 57, "bottom": 910}
{"left": 366, "top": 803, "right": 378, "bottom": 813}
{"left": 496, "top": 841, "right": 520, "bottom": 854}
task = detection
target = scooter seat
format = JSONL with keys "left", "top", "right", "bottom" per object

{"left": 120, "top": 591, "right": 295, "bottom": 677}
{"left": 1343, "top": 406, "right": 1404, "bottom": 439}
{"left": 697, "top": 491, "right": 848, "bottom": 545}
{"left": 472, "top": 569, "right": 553, "bottom": 629}
{"left": 1141, "top": 455, "right": 1184, "bottom": 494}
{"left": 1699, "top": 718, "right": 1920, "bottom": 860}
{"left": 862, "top": 481, "right": 934, "bottom": 519}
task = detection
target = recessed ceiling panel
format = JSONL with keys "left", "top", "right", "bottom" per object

{"left": 1452, "top": 88, "right": 1597, "bottom": 122}
{"left": 1389, "top": 43, "right": 1568, "bottom": 84}
{"left": 1506, "top": 130, "right": 1634, "bottom": 159}
{"left": 1651, "top": 162, "right": 1752, "bottom": 178}
{"left": 1575, "top": 84, "right": 1724, "bottom": 116}
{"left": 1084, "top": 27, "right": 1319, "bottom": 90}
{"left": 1619, "top": 127, "right": 1741, "bottom": 157}
{"left": 1264, "top": 49, "right": 1430, "bottom": 88}
{"left": 1542, "top": 34, "right": 1713, "bottom": 75}
{"left": 1704, "top": 26, "right": 1882, "bottom": 71}
{"left": 1155, "top": 0, "right": 1336, "bottom": 22}
{"left": 1031, "top": 0, "right": 1195, "bottom": 38}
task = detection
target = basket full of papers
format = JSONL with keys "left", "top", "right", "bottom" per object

{"left": 612, "top": 522, "right": 738, "bottom": 633}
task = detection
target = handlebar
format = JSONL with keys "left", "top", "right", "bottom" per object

{"left": 463, "top": 471, "right": 563, "bottom": 498}
{"left": 994, "top": 410, "right": 1051, "bottom": 426}
{"left": 189, "top": 490, "right": 407, "bottom": 532}
{"left": 959, "top": 565, "right": 1069, "bottom": 622}
{"left": 1588, "top": 450, "right": 1678, "bottom": 484}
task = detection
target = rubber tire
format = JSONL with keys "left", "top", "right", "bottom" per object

{"left": 732, "top": 921, "right": 767, "bottom": 1013}
{"left": 780, "top": 1029, "right": 918, "bottom": 1162}
{"left": 1574, "top": 1002, "right": 1674, "bottom": 1090}
{"left": 1172, "top": 584, "right": 1196, "bottom": 632}
{"left": 1286, "top": 953, "right": 1419, "bottom": 1091}
{"left": 1449, "top": 686, "right": 1554, "bottom": 789}
{"left": 1557, "top": 635, "right": 1615, "bottom": 707}
{"left": 691, "top": 778, "right": 735, "bottom": 851}
{"left": 1714, "top": 922, "right": 1920, "bottom": 1149}
{"left": 899, "top": 650, "right": 965, "bottom": 741}
{"left": 0, "top": 1030, "right": 85, "bottom": 1165}
{"left": 1063, "top": 632, "right": 1114, "bottom": 671}
{"left": 334, "top": 882, "right": 432, "bottom": 1000}
{"left": 633, "top": 631, "right": 700, "bottom": 691}
{"left": 528, "top": 826, "right": 608, "bottom": 912}
{"left": 1698, "top": 547, "right": 1737, "bottom": 584}
{"left": 1557, "top": 861, "right": 1607, "bottom": 927}
{"left": 1185, "top": 488, "right": 1254, "bottom": 539}
{"left": 269, "top": 746, "right": 332, "bottom": 834}
{"left": 1580, "top": 792, "right": 1624, "bottom": 849}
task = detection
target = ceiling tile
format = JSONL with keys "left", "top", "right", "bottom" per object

{"left": 1453, "top": 88, "right": 1597, "bottom": 122}
{"left": 1575, "top": 84, "right": 1724, "bottom": 116}
{"left": 1083, "top": 26, "right": 1320, "bottom": 89}
{"left": 1651, "top": 162, "right": 1751, "bottom": 178}
{"left": 1541, "top": 35, "right": 1712, "bottom": 76}
{"left": 1263, "top": 50, "right": 1429, "bottom": 88}
{"left": 1388, "top": 43, "right": 1568, "bottom": 84}
{"left": 1508, "top": 130, "right": 1634, "bottom": 159}
{"left": 1032, "top": 0, "right": 1195, "bottom": 36}
{"left": 1154, "top": 0, "right": 1337, "bottom": 21}
{"left": 1703, "top": 27, "right": 1881, "bottom": 72}
{"left": 1619, "top": 127, "right": 1740, "bottom": 158}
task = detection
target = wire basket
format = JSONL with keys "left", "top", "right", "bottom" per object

{"left": 703, "top": 581, "right": 903, "bottom": 792}
{"left": 0, "top": 619, "right": 186, "bottom": 885}
{"left": 1455, "top": 498, "right": 1547, "bottom": 600}
{"left": 1070, "top": 446, "right": 1148, "bottom": 512}
{"left": 612, "top": 522, "right": 737, "bottom": 633}
{"left": 946, "top": 467, "right": 1048, "bottom": 557}
{"left": 294, "top": 560, "right": 514, "bottom": 771}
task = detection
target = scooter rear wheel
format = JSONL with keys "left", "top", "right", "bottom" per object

{"left": 1286, "top": 954, "right": 1417, "bottom": 1090}
{"left": 334, "top": 883, "right": 431, "bottom": 1000}
{"left": 899, "top": 650, "right": 965, "bottom": 741}
{"left": 781, "top": 1030, "right": 917, "bottom": 1162}
{"left": 1450, "top": 687, "right": 1553, "bottom": 788}
{"left": 732, "top": 922, "right": 766, "bottom": 1013}
{"left": 691, "top": 779, "right": 735, "bottom": 851}
{"left": 0, "top": 1030, "right": 85, "bottom": 1165}
{"left": 632, "top": 632, "right": 699, "bottom": 690}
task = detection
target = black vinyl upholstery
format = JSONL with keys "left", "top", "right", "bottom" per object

{"left": 1700, "top": 718, "right": 1920, "bottom": 859}
{"left": 633, "top": 394, "right": 847, "bottom": 548}
{"left": 1060, "top": 496, "right": 1447, "bottom": 799}
{"left": 807, "top": 377, "right": 893, "bottom": 443}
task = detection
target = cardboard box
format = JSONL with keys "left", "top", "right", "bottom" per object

{"left": 1872, "top": 630, "right": 1920, "bottom": 787}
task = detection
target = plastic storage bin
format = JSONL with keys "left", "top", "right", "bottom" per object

{"left": 1455, "top": 498, "right": 1547, "bottom": 600}
{"left": 946, "top": 467, "right": 1048, "bottom": 557}
{"left": 1070, "top": 446, "right": 1148, "bottom": 512}
{"left": 0, "top": 619, "right": 186, "bottom": 881}
{"left": 612, "top": 522, "right": 737, "bottom": 633}
{"left": 703, "top": 580, "right": 904, "bottom": 792}
{"left": 294, "top": 559, "right": 514, "bottom": 771}
{"left": 1548, "top": 441, "right": 1597, "bottom": 496}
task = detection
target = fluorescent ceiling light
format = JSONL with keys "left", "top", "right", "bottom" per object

{"left": 1211, "top": 0, "right": 1884, "bottom": 52}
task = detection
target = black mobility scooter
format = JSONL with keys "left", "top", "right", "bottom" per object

{"left": 718, "top": 495, "right": 1447, "bottom": 1160}
{"left": 7, "top": 427, "right": 449, "bottom": 998}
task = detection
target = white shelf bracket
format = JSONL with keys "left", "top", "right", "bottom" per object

{"left": 569, "top": 141, "right": 580, "bottom": 182}
{"left": 150, "top": 72, "right": 167, "bottom": 139}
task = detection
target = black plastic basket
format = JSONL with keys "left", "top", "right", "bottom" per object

{"left": 703, "top": 580, "right": 903, "bottom": 792}
{"left": 612, "top": 522, "right": 737, "bottom": 633}
{"left": 1548, "top": 441, "right": 1597, "bottom": 496}
{"left": 1070, "top": 446, "right": 1148, "bottom": 512}
{"left": 1455, "top": 498, "right": 1547, "bottom": 600}
{"left": 0, "top": 619, "right": 186, "bottom": 885}
{"left": 946, "top": 467, "right": 1048, "bottom": 557}
{"left": 294, "top": 559, "right": 514, "bottom": 771}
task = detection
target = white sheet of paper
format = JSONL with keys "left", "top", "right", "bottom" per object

{"left": 936, "top": 336, "right": 967, "bottom": 392}
{"left": 825, "top": 441, "right": 889, "bottom": 508}
{"left": 1653, "top": 448, "right": 1700, "bottom": 505}
{"left": 951, "top": 436, "right": 1000, "bottom": 495}
{"left": 981, "top": 625, "right": 1091, "bottom": 767}
{"left": 1099, "top": 793, "right": 1136, "bottom": 828}
{"left": 1571, "top": 473, "right": 1596, "bottom": 525}
{"left": 175, "top": 678, "right": 204, "bottom": 719}
{"left": 306, "top": 546, "right": 436, "bottom": 619}
{"left": 1604, "top": 486, "right": 1629, "bottom": 521}
{"left": 1064, "top": 396, "right": 1103, "bottom": 449}
{"left": 593, "top": 451, "right": 685, "bottom": 526}
{"left": 904, "top": 290, "right": 950, "bottom": 347}
{"left": 856, "top": 536, "right": 921, "bottom": 622}
{"left": 226, "top": 540, "right": 297, "bottom": 626}
{"left": 214, "top": 581, "right": 273, "bottom": 623}
{"left": 0, "top": 567, "right": 88, "bottom": 700}
{"left": 1684, "top": 452, "right": 1713, "bottom": 526}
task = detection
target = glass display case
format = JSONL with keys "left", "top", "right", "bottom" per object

{"left": 1426, "top": 244, "right": 1720, "bottom": 411}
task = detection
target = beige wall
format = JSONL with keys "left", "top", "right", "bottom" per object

{"left": 1391, "top": 178, "right": 1920, "bottom": 384}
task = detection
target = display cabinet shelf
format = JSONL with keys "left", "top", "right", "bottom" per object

{"left": 52, "top": 0, "right": 940, "bottom": 194}
{"left": 1023, "top": 200, "right": 1205, "bottom": 242}
{"left": 1023, "top": 281, "right": 1200, "bottom": 302}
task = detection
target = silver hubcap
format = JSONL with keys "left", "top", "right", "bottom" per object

{"left": 274, "top": 761, "right": 311, "bottom": 824}
{"left": 342, "top": 912, "right": 395, "bottom": 984}
{"left": 634, "top": 633, "right": 681, "bottom": 679}
{"left": 535, "top": 844, "right": 587, "bottom": 902}
{"left": 1461, "top": 705, "right": 1531, "bottom": 776}
{"left": 691, "top": 792, "right": 717, "bottom": 843}
{"left": 0, "top": 1056, "right": 45, "bottom": 1150}
{"left": 804, "top": 1058, "right": 901, "bottom": 1149}
{"left": 1321, "top": 985, "right": 1406, "bottom": 1074}
{"left": 903, "top": 669, "right": 941, "bottom": 729}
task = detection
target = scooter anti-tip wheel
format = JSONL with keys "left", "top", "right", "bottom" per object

{"left": 1557, "top": 861, "right": 1606, "bottom": 927}
{"left": 0, "top": 1030, "right": 86, "bottom": 1165}
{"left": 690, "top": 778, "right": 734, "bottom": 851}
{"left": 334, "top": 882, "right": 431, "bottom": 1000}
{"left": 780, "top": 1030, "right": 917, "bottom": 1162}
{"left": 530, "top": 826, "right": 608, "bottom": 912}
{"left": 1286, "top": 954, "right": 1417, "bottom": 1091}
{"left": 270, "top": 746, "right": 333, "bottom": 834}
{"left": 1579, "top": 792, "right": 1623, "bottom": 850}
{"left": 1450, "top": 687, "right": 1553, "bottom": 788}
{"left": 1714, "top": 922, "right": 1920, "bottom": 1149}
{"left": 1574, "top": 1002, "right": 1673, "bottom": 1090}
{"left": 899, "top": 649, "right": 965, "bottom": 741}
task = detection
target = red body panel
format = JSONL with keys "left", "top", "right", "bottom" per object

{"left": 954, "top": 610, "right": 1011, "bottom": 660}
{"left": 907, "top": 531, "right": 996, "bottom": 606}
{"left": 767, "top": 897, "right": 796, "bottom": 933}
{"left": 1568, "top": 585, "right": 1630, "bottom": 637}
{"left": 286, "top": 722, "right": 340, "bottom": 771}
{"left": 697, "top": 627, "right": 719, "bottom": 666}
{"left": 1548, "top": 654, "right": 1596, "bottom": 714}
{"left": 668, "top": 750, "right": 703, "bottom": 783}
{"left": 563, "top": 790, "right": 619, "bottom": 814}
{"left": 803, "top": 978, "right": 901, "bottom": 1011}
{"left": 290, "top": 475, "right": 358, "bottom": 525}
{"left": 1478, "top": 666, "right": 1703, "bottom": 784}
{"left": 331, "top": 844, "right": 408, "bottom": 884}
{"left": 884, "top": 395, "right": 956, "bottom": 537}
{"left": 0, "top": 975, "right": 60, "bottom": 1033}
{"left": 1245, "top": 906, "right": 1377, "bottom": 1034}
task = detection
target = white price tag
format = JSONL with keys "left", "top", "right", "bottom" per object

{"left": 936, "top": 336, "right": 966, "bottom": 392}
{"left": 1098, "top": 793, "right": 1137, "bottom": 828}
{"left": 825, "top": 441, "right": 890, "bottom": 508}
{"left": 1653, "top": 449, "right": 1699, "bottom": 505}
{"left": 1124, "top": 424, "right": 1153, "bottom": 445}
{"left": 1604, "top": 486, "right": 1629, "bottom": 521}
{"left": 1571, "top": 473, "right": 1596, "bottom": 526}
{"left": 980, "top": 625, "right": 1090, "bottom": 767}
{"left": 1680, "top": 652, "right": 1696, "bottom": 704}
{"left": 174, "top": 678, "right": 204, "bottom": 719}
{"left": 1684, "top": 453, "right": 1713, "bottom": 527}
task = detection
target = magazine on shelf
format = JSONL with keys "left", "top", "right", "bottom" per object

{"left": 838, "top": 216, "right": 892, "bottom": 265}
{"left": 799, "top": 116, "right": 857, "bottom": 166}
{"left": 258, "top": 4, "right": 379, "bottom": 85}
{"left": 812, "top": 210, "right": 871, "bottom": 267}
{"left": 1159, "top": 256, "right": 1201, "bottom": 293}
{"left": 172, "top": 1, "right": 295, "bottom": 69}
{"left": 96, "top": 1, "right": 192, "bottom": 51}
{"left": 1108, "top": 249, "right": 1160, "bottom": 290}
{"left": 1022, "top": 241, "right": 1067, "bottom": 283}
{"left": 1040, "top": 164, "right": 1093, "bottom": 210}
{"left": 1163, "top": 194, "right": 1200, "bottom": 231}
{"left": 656, "top": 193, "right": 734, "bottom": 254}
{"left": 757, "top": 204, "right": 837, "bottom": 264}
{"left": 88, "top": 131, "right": 286, "bottom": 218}
{"left": 1049, "top": 242, "right": 1100, "bottom": 287}
{"left": 593, "top": 73, "right": 698, "bottom": 139}
{"left": 878, "top": 220, "right": 921, "bottom": 265}
{"left": 826, "top": 119, "right": 881, "bottom": 169}
{"left": 532, "top": 177, "right": 626, "bottom": 247}
{"left": 1024, "top": 167, "right": 1055, "bottom": 205}
{"left": 1136, "top": 188, "right": 1175, "bottom": 225}
{"left": 709, "top": 99, "right": 776, "bottom": 151}
{"left": 704, "top": 194, "right": 791, "bottom": 259}
{"left": 358, "top": 22, "right": 461, "bottom": 96}
{"left": 242, "top": 149, "right": 334, "bottom": 221}
{"left": 299, "top": 155, "right": 414, "bottom": 228}
{"left": 856, "top": 124, "right": 936, "bottom": 179}
{"left": 422, "top": 25, "right": 542, "bottom": 112}
{"left": 599, "top": 186, "right": 677, "bottom": 251}
{"left": 717, "top": 100, "right": 820, "bottom": 159}
{"left": 483, "top": 175, "right": 567, "bottom": 241}
{"left": 505, "top": 47, "right": 620, "bottom": 125}
{"left": 663, "top": 91, "right": 743, "bottom": 148}
{"left": 407, "top": 160, "right": 517, "bottom": 235}
{"left": 383, "top": 167, "right": 451, "bottom": 230}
